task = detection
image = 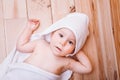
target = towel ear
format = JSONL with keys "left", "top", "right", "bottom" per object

{"left": 44, "top": 34, "right": 51, "bottom": 42}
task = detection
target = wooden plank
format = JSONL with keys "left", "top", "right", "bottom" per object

{"left": 0, "top": 19, "right": 6, "bottom": 63}
{"left": 0, "top": 0, "right": 6, "bottom": 63}
{"left": 26, "top": 0, "right": 52, "bottom": 32}
{"left": 4, "top": 18, "right": 27, "bottom": 54}
{"left": 3, "top": 0, "right": 27, "bottom": 19}
{"left": 110, "top": 0, "right": 120, "bottom": 79}
{"left": 0, "top": 0, "right": 3, "bottom": 18}
{"left": 96, "top": 0, "right": 119, "bottom": 80}
{"left": 74, "top": 0, "right": 100, "bottom": 80}
{"left": 51, "top": 0, "right": 75, "bottom": 22}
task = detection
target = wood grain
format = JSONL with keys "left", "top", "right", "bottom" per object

{"left": 2, "top": 0, "right": 27, "bottom": 19}
{"left": 27, "top": 0, "right": 52, "bottom": 32}
{"left": 0, "top": 0, "right": 6, "bottom": 63}
{"left": 110, "top": 0, "right": 120, "bottom": 79}
{"left": 0, "top": 0, "right": 120, "bottom": 79}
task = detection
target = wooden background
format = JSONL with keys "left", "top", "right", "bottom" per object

{"left": 0, "top": 0, "right": 120, "bottom": 80}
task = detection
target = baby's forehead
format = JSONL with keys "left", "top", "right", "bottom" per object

{"left": 56, "top": 28, "right": 72, "bottom": 33}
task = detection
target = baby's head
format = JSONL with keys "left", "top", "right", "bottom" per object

{"left": 41, "top": 12, "right": 89, "bottom": 56}
{"left": 50, "top": 28, "right": 76, "bottom": 56}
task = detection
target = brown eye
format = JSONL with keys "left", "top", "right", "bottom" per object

{"left": 68, "top": 41, "right": 73, "bottom": 45}
{"left": 59, "top": 33, "right": 63, "bottom": 38}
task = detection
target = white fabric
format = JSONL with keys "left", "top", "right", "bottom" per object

{"left": 2, "top": 63, "right": 60, "bottom": 80}
{"left": 32, "top": 12, "right": 89, "bottom": 56}
{"left": 0, "top": 12, "right": 89, "bottom": 80}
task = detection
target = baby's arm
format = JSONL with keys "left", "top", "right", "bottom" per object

{"left": 16, "top": 19, "right": 40, "bottom": 53}
{"left": 68, "top": 51, "right": 92, "bottom": 74}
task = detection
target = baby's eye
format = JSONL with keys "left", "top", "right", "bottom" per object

{"left": 59, "top": 33, "right": 63, "bottom": 38}
{"left": 68, "top": 41, "right": 73, "bottom": 45}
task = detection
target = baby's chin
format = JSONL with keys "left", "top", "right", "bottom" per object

{"left": 52, "top": 52, "right": 67, "bottom": 57}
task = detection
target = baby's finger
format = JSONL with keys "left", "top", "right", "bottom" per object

{"left": 31, "top": 21, "right": 40, "bottom": 30}
{"left": 30, "top": 19, "right": 39, "bottom": 24}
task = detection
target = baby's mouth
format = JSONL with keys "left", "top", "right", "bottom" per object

{"left": 56, "top": 46, "right": 62, "bottom": 51}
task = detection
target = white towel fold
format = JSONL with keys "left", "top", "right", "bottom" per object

{"left": 2, "top": 63, "right": 61, "bottom": 80}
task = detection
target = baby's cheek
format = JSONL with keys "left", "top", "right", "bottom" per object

{"left": 66, "top": 46, "right": 74, "bottom": 53}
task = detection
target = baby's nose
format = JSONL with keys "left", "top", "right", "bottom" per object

{"left": 60, "top": 39, "right": 67, "bottom": 46}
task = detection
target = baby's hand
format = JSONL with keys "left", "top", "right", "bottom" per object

{"left": 27, "top": 19, "right": 40, "bottom": 31}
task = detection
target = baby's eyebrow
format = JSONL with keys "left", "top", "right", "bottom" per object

{"left": 68, "top": 36, "right": 76, "bottom": 42}
{"left": 70, "top": 39, "right": 75, "bottom": 43}
{"left": 60, "top": 29, "right": 64, "bottom": 33}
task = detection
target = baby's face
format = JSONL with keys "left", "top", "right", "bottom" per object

{"left": 50, "top": 28, "right": 76, "bottom": 57}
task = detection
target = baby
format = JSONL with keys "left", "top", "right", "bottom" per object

{"left": 3, "top": 13, "right": 92, "bottom": 80}
{"left": 17, "top": 13, "right": 92, "bottom": 74}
